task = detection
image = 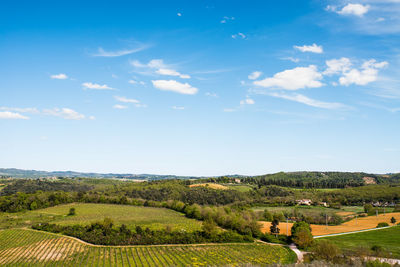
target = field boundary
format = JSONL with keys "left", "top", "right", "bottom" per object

{"left": 314, "top": 225, "right": 394, "bottom": 238}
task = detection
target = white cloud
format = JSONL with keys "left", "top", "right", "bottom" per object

{"left": 324, "top": 57, "right": 352, "bottom": 75}
{"left": 232, "top": 33, "right": 246, "bottom": 39}
{"left": 113, "top": 104, "right": 128, "bottom": 109}
{"left": 339, "top": 59, "right": 388, "bottom": 86}
{"left": 92, "top": 46, "right": 147, "bottom": 57}
{"left": 43, "top": 108, "right": 86, "bottom": 120}
{"left": 177, "top": 12, "right": 182, "bottom": 17}
{"left": 0, "top": 107, "right": 39, "bottom": 114}
{"left": 337, "top": 3, "right": 370, "bottom": 17}
{"left": 156, "top": 68, "right": 190, "bottom": 79}
{"left": 82, "top": 82, "right": 114, "bottom": 90}
{"left": 114, "top": 96, "right": 140, "bottom": 104}
{"left": 50, "top": 73, "right": 68, "bottom": 80}
{"left": 152, "top": 80, "right": 198, "bottom": 95}
{"left": 248, "top": 71, "right": 262, "bottom": 80}
{"left": 294, "top": 43, "right": 323, "bottom": 54}
{"left": 269, "top": 92, "right": 346, "bottom": 109}
{"left": 131, "top": 59, "right": 190, "bottom": 79}
{"left": 172, "top": 106, "right": 185, "bottom": 110}
{"left": 240, "top": 98, "right": 255, "bottom": 105}
{"left": 253, "top": 65, "right": 324, "bottom": 90}
{"left": 0, "top": 111, "right": 29, "bottom": 120}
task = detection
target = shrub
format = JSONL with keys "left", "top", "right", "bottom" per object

{"left": 376, "top": 222, "right": 389, "bottom": 228}
{"left": 390, "top": 217, "right": 396, "bottom": 224}
{"left": 313, "top": 240, "right": 341, "bottom": 262}
{"left": 68, "top": 207, "right": 76, "bottom": 216}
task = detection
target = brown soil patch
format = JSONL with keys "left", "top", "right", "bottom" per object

{"left": 260, "top": 212, "right": 400, "bottom": 236}
{"left": 363, "top": 177, "right": 376, "bottom": 184}
{"left": 336, "top": 211, "right": 355, "bottom": 216}
{"left": 189, "top": 183, "right": 228, "bottom": 190}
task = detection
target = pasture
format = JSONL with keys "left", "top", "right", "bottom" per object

{"left": 30, "top": 203, "right": 203, "bottom": 232}
{"left": 0, "top": 229, "right": 297, "bottom": 266}
{"left": 260, "top": 212, "right": 400, "bottom": 236}
{"left": 322, "top": 226, "right": 400, "bottom": 259}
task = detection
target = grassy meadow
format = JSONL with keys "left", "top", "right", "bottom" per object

{"left": 0, "top": 203, "right": 203, "bottom": 232}
{"left": 322, "top": 226, "right": 400, "bottom": 259}
{"left": 31, "top": 203, "right": 203, "bottom": 231}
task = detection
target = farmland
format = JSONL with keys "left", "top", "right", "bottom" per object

{"left": 322, "top": 226, "right": 400, "bottom": 259}
{"left": 32, "top": 203, "right": 203, "bottom": 232}
{"left": 0, "top": 229, "right": 297, "bottom": 266}
{"left": 260, "top": 212, "right": 400, "bottom": 236}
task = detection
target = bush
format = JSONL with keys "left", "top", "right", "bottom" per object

{"left": 68, "top": 207, "right": 76, "bottom": 216}
{"left": 366, "top": 259, "right": 391, "bottom": 267}
{"left": 376, "top": 222, "right": 389, "bottom": 228}
{"left": 313, "top": 240, "right": 341, "bottom": 262}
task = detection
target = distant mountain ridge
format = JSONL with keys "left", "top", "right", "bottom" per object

{"left": 0, "top": 168, "right": 203, "bottom": 180}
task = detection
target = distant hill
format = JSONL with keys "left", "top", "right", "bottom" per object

{"left": 0, "top": 168, "right": 200, "bottom": 180}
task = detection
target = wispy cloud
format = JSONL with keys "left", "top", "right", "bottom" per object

{"left": 113, "top": 104, "right": 128, "bottom": 109}
{"left": 114, "top": 96, "right": 139, "bottom": 104}
{"left": 82, "top": 82, "right": 114, "bottom": 90}
{"left": 240, "top": 98, "right": 255, "bottom": 105}
{"left": 43, "top": 108, "right": 87, "bottom": 120}
{"left": 0, "top": 111, "right": 29, "bottom": 120}
{"left": 172, "top": 106, "right": 185, "bottom": 110}
{"left": 248, "top": 71, "right": 262, "bottom": 80}
{"left": 50, "top": 73, "right": 68, "bottom": 80}
{"left": 92, "top": 45, "right": 148, "bottom": 57}
{"left": 232, "top": 32, "right": 246, "bottom": 39}
{"left": 131, "top": 59, "right": 190, "bottom": 79}
{"left": 221, "top": 16, "right": 235, "bottom": 23}
{"left": 268, "top": 92, "right": 347, "bottom": 109}
{"left": 114, "top": 96, "right": 146, "bottom": 108}
{"left": 0, "top": 107, "right": 39, "bottom": 114}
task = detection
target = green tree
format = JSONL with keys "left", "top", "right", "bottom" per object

{"left": 291, "top": 221, "right": 313, "bottom": 249}
{"left": 391, "top": 217, "right": 396, "bottom": 224}
{"left": 263, "top": 209, "right": 273, "bottom": 221}
{"left": 364, "top": 204, "right": 373, "bottom": 214}
{"left": 270, "top": 219, "right": 280, "bottom": 237}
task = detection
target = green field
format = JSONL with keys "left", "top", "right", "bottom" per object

{"left": 33, "top": 203, "right": 203, "bottom": 231}
{"left": 0, "top": 203, "right": 203, "bottom": 232}
{"left": 0, "top": 229, "right": 297, "bottom": 266}
{"left": 225, "top": 184, "right": 255, "bottom": 192}
{"left": 322, "top": 226, "right": 400, "bottom": 259}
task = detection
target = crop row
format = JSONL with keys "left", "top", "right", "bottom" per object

{"left": 0, "top": 229, "right": 295, "bottom": 266}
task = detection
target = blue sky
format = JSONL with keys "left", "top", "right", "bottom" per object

{"left": 1, "top": 0, "right": 399, "bottom": 176}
